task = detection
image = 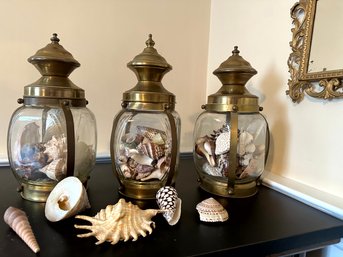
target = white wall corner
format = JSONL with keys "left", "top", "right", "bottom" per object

{"left": 262, "top": 171, "right": 343, "bottom": 220}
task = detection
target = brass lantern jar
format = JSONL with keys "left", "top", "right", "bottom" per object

{"left": 110, "top": 34, "right": 180, "bottom": 200}
{"left": 7, "top": 34, "right": 97, "bottom": 202}
{"left": 193, "top": 46, "right": 268, "bottom": 198}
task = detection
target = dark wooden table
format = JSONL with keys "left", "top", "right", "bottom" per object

{"left": 1, "top": 156, "right": 343, "bottom": 257}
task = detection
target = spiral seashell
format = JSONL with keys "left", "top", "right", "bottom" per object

{"left": 156, "top": 186, "right": 182, "bottom": 226}
{"left": 195, "top": 136, "right": 216, "bottom": 167}
{"left": 196, "top": 198, "right": 228, "bottom": 222}
{"left": 137, "top": 141, "right": 165, "bottom": 160}
{"left": 136, "top": 126, "right": 166, "bottom": 144}
{"left": 39, "top": 158, "right": 66, "bottom": 181}
{"left": 75, "top": 198, "right": 163, "bottom": 245}
{"left": 44, "top": 135, "right": 67, "bottom": 162}
{"left": 3, "top": 207, "right": 40, "bottom": 253}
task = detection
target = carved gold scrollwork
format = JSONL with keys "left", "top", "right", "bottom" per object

{"left": 286, "top": 0, "right": 343, "bottom": 103}
{"left": 286, "top": 1, "right": 307, "bottom": 102}
{"left": 306, "top": 78, "right": 343, "bottom": 99}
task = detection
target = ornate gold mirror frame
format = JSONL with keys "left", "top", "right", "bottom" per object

{"left": 287, "top": 0, "right": 343, "bottom": 102}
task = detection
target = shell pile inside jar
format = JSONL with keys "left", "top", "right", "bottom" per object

{"left": 195, "top": 125, "right": 265, "bottom": 179}
{"left": 117, "top": 126, "right": 171, "bottom": 181}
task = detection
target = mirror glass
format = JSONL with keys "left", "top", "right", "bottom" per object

{"left": 308, "top": 0, "right": 343, "bottom": 73}
{"left": 287, "top": 0, "right": 343, "bottom": 102}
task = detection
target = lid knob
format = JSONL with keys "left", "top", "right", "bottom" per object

{"left": 28, "top": 33, "right": 80, "bottom": 77}
{"left": 24, "top": 34, "right": 84, "bottom": 101}
{"left": 206, "top": 46, "right": 260, "bottom": 113}
{"left": 122, "top": 34, "right": 175, "bottom": 110}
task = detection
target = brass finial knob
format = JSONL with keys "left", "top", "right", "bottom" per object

{"left": 145, "top": 34, "right": 155, "bottom": 48}
{"left": 232, "top": 46, "right": 240, "bottom": 55}
{"left": 50, "top": 33, "right": 60, "bottom": 43}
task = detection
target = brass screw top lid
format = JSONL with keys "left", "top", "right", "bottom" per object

{"left": 28, "top": 33, "right": 80, "bottom": 77}
{"left": 127, "top": 34, "right": 172, "bottom": 74}
{"left": 24, "top": 33, "right": 85, "bottom": 103}
{"left": 206, "top": 46, "right": 260, "bottom": 113}
{"left": 123, "top": 34, "right": 175, "bottom": 111}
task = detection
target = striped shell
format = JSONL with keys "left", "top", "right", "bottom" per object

{"left": 137, "top": 141, "right": 165, "bottom": 160}
{"left": 196, "top": 198, "right": 228, "bottom": 222}
{"left": 136, "top": 126, "right": 166, "bottom": 144}
{"left": 156, "top": 186, "right": 181, "bottom": 226}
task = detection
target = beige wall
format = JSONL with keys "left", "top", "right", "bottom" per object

{"left": 0, "top": 0, "right": 210, "bottom": 160}
{"left": 208, "top": 0, "right": 343, "bottom": 198}
{"left": 2, "top": 0, "right": 342, "bottom": 199}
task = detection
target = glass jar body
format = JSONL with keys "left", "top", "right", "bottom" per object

{"left": 111, "top": 109, "right": 180, "bottom": 199}
{"left": 7, "top": 105, "right": 97, "bottom": 201}
{"left": 193, "top": 111, "right": 267, "bottom": 197}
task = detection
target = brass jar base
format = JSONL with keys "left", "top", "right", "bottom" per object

{"left": 20, "top": 182, "right": 56, "bottom": 202}
{"left": 198, "top": 175, "right": 258, "bottom": 198}
{"left": 119, "top": 180, "right": 167, "bottom": 200}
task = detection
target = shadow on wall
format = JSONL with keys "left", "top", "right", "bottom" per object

{"left": 254, "top": 64, "right": 289, "bottom": 173}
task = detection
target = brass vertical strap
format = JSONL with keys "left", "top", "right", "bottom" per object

{"left": 227, "top": 111, "right": 238, "bottom": 194}
{"left": 61, "top": 101, "right": 75, "bottom": 177}
{"left": 41, "top": 107, "right": 51, "bottom": 139}
{"left": 110, "top": 108, "right": 127, "bottom": 189}
{"left": 165, "top": 108, "right": 177, "bottom": 186}
{"left": 260, "top": 113, "right": 270, "bottom": 165}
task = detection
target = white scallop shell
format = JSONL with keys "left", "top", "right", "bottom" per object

{"left": 45, "top": 176, "right": 90, "bottom": 222}
{"left": 156, "top": 186, "right": 181, "bottom": 226}
{"left": 215, "top": 132, "right": 230, "bottom": 155}
{"left": 196, "top": 198, "right": 228, "bottom": 222}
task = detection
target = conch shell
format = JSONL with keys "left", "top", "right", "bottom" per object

{"left": 45, "top": 176, "right": 90, "bottom": 222}
{"left": 3, "top": 206, "right": 40, "bottom": 253}
{"left": 75, "top": 198, "right": 163, "bottom": 245}
{"left": 156, "top": 186, "right": 182, "bottom": 226}
{"left": 195, "top": 136, "right": 216, "bottom": 167}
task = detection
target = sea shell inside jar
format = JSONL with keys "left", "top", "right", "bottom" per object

{"left": 14, "top": 120, "right": 94, "bottom": 182}
{"left": 118, "top": 126, "right": 170, "bottom": 181}
{"left": 195, "top": 125, "right": 265, "bottom": 180}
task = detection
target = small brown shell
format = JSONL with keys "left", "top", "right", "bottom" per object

{"left": 4, "top": 207, "right": 40, "bottom": 253}
{"left": 196, "top": 198, "right": 228, "bottom": 222}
